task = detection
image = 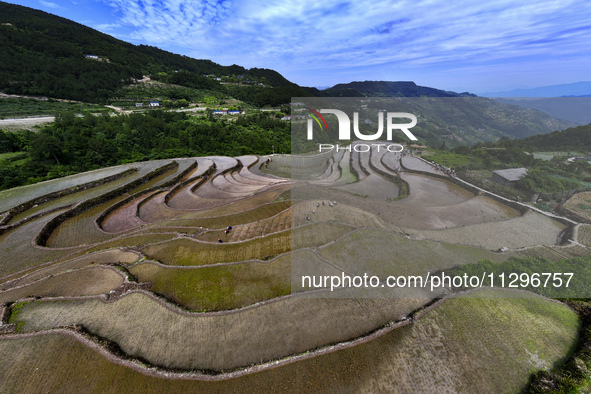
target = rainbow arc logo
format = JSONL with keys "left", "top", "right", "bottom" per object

{"left": 305, "top": 108, "right": 329, "bottom": 132}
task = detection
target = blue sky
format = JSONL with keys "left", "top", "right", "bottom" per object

{"left": 11, "top": 0, "right": 591, "bottom": 93}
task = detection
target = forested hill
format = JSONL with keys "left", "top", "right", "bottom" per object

{"left": 322, "top": 81, "right": 476, "bottom": 97}
{"left": 0, "top": 1, "right": 304, "bottom": 103}
{"left": 514, "top": 123, "right": 591, "bottom": 151}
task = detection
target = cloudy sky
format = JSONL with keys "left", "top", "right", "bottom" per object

{"left": 12, "top": 0, "right": 591, "bottom": 93}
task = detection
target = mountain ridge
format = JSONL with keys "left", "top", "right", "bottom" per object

{"left": 322, "top": 80, "right": 476, "bottom": 97}
{"left": 482, "top": 81, "right": 591, "bottom": 98}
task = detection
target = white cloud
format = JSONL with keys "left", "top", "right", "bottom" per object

{"left": 39, "top": 0, "right": 61, "bottom": 8}
{"left": 100, "top": 0, "right": 591, "bottom": 86}
{"left": 94, "top": 22, "right": 122, "bottom": 32}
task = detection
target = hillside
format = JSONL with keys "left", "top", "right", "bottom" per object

{"left": 494, "top": 97, "right": 591, "bottom": 125}
{"left": 0, "top": 1, "right": 306, "bottom": 104}
{"left": 303, "top": 82, "right": 575, "bottom": 146}
{"left": 515, "top": 123, "right": 591, "bottom": 151}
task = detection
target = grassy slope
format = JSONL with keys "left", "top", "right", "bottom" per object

{"left": 0, "top": 290, "right": 579, "bottom": 393}
{"left": 129, "top": 256, "right": 292, "bottom": 311}
{"left": 142, "top": 222, "right": 355, "bottom": 266}
{"left": 10, "top": 292, "right": 425, "bottom": 371}
{"left": 128, "top": 250, "right": 342, "bottom": 311}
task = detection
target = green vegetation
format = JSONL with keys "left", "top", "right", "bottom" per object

{"left": 0, "top": 151, "right": 26, "bottom": 164}
{"left": 526, "top": 300, "right": 591, "bottom": 393}
{"left": 448, "top": 256, "right": 591, "bottom": 391}
{"left": 447, "top": 256, "right": 591, "bottom": 298}
{"left": 516, "top": 123, "right": 591, "bottom": 152}
{"left": 0, "top": 110, "right": 290, "bottom": 191}
{"left": 0, "top": 98, "right": 111, "bottom": 118}
{"left": 0, "top": 2, "right": 310, "bottom": 105}
{"left": 129, "top": 257, "right": 291, "bottom": 311}
{"left": 439, "top": 133, "right": 591, "bottom": 197}
{"left": 519, "top": 169, "right": 582, "bottom": 194}
{"left": 110, "top": 82, "right": 214, "bottom": 109}
{"left": 423, "top": 150, "right": 470, "bottom": 168}
{"left": 0, "top": 2, "right": 577, "bottom": 152}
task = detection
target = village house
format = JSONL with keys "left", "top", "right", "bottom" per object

{"left": 409, "top": 144, "right": 428, "bottom": 155}
{"left": 491, "top": 168, "right": 527, "bottom": 186}
{"left": 573, "top": 154, "right": 591, "bottom": 161}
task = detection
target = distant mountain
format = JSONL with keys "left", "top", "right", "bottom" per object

{"left": 299, "top": 81, "right": 574, "bottom": 146}
{"left": 321, "top": 81, "right": 476, "bottom": 98}
{"left": 0, "top": 1, "right": 306, "bottom": 104}
{"left": 493, "top": 97, "right": 591, "bottom": 125}
{"left": 367, "top": 97, "right": 575, "bottom": 147}
{"left": 483, "top": 81, "right": 591, "bottom": 98}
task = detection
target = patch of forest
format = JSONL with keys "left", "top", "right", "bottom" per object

{"left": 0, "top": 110, "right": 290, "bottom": 191}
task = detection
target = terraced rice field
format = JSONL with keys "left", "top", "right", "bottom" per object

{"left": 0, "top": 266, "right": 125, "bottom": 303}
{"left": 142, "top": 221, "right": 354, "bottom": 266}
{"left": 578, "top": 224, "right": 591, "bottom": 246}
{"left": 564, "top": 191, "right": 591, "bottom": 222}
{"left": 0, "top": 290, "right": 579, "bottom": 393}
{"left": 129, "top": 256, "right": 291, "bottom": 311}
{"left": 0, "top": 164, "right": 137, "bottom": 212}
{"left": 317, "top": 228, "right": 513, "bottom": 278}
{"left": 0, "top": 148, "right": 587, "bottom": 391}
{"left": 10, "top": 292, "right": 427, "bottom": 371}
{"left": 0, "top": 249, "right": 139, "bottom": 290}
{"left": 407, "top": 210, "right": 565, "bottom": 250}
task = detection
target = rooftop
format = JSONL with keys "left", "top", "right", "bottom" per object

{"left": 492, "top": 167, "right": 527, "bottom": 182}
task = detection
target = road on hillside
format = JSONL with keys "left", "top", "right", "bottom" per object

{"left": 0, "top": 116, "right": 55, "bottom": 128}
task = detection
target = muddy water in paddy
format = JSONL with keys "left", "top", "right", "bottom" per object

{"left": 294, "top": 169, "right": 519, "bottom": 230}
{"left": 400, "top": 156, "right": 442, "bottom": 173}
{"left": 333, "top": 174, "right": 400, "bottom": 200}
{"left": 393, "top": 172, "right": 520, "bottom": 229}
{"left": 400, "top": 173, "right": 473, "bottom": 206}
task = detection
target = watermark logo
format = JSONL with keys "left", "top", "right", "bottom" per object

{"left": 306, "top": 108, "right": 418, "bottom": 141}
